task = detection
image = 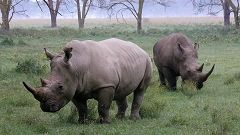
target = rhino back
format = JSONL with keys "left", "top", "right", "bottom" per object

{"left": 67, "top": 39, "right": 150, "bottom": 98}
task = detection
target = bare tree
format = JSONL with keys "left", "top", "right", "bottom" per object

{"left": 0, "top": 0, "right": 26, "bottom": 31}
{"left": 61, "top": 0, "right": 106, "bottom": 29}
{"left": 75, "top": 0, "right": 106, "bottom": 29}
{"left": 37, "top": 0, "right": 63, "bottom": 27}
{"left": 191, "top": 0, "right": 231, "bottom": 30}
{"left": 75, "top": 0, "right": 93, "bottom": 29}
{"left": 108, "top": 0, "right": 171, "bottom": 34}
{"left": 223, "top": 0, "right": 231, "bottom": 29}
{"left": 227, "top": 0, "right": 240, "bottom": 28}
{"left": 108, "top": 0, "right": 143, "bottom": 34}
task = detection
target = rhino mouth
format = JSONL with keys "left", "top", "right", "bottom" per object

{"left": 40, "top": 103, "right": 61, "bottom": 113}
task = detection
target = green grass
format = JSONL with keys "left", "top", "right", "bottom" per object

{"left": 1, "top": 24, "right": 240, "bottom": 134}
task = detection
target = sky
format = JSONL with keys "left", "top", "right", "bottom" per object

{"left": 14, "top": 0, "right": 221, "bottom": 19}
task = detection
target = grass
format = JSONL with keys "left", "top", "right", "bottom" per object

{"left": 1, "top": 18, "right": 240, "bottom": 134}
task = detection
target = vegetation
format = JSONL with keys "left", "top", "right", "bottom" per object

{"left": 0, "top": 20, "right": 240, "bottom": 134}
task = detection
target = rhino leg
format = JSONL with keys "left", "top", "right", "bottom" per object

{"left": 157, "top": 68, "right": 166, "bottom": 85}
{"left": 162, "top": 67, "right": 177, "bottom": 90}
{"left": 130, "top": 62, "right": 151, "bottom": 121}
{"left": 116, "top": 97, "right": 128, "bottom": 119}
{"left": 96, "top": 87, "right": 114, "bottom": 124}
{"left": 72, "top": 99, "right": 88, "bottom": 124}
{"left": 130, "top": 89, "right": 144, "bottom": 120}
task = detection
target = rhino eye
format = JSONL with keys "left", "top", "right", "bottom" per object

{"left": 58, "top": 85, "right": 63, "bottom": 90}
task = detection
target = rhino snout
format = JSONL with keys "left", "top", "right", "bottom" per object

{"left": 40, "top": 103, "right": 60, "bottom": 113}
{"left": 196, "top": 82, "right": 203, "bottom": 90}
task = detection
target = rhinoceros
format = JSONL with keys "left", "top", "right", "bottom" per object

{"left": 153, "top": 33, "right": 214, "bottom": 90}
{"left": 23, "top": 38, "right": 152, "bottom": 124}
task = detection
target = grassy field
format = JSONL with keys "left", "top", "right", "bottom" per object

{"left": 1, "top": 18, "right": 240, "bottom": 134}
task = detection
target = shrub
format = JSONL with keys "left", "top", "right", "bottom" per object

{"left": 0, "top": 38, "right": 14, "bottom": 46}
{"left": 168, "top": 115, "right": 188, "bottom": 126}
{"left": 224, "top": 72, "right": 240, "bottom": 85}
{"left": 140, "top": 99, "right": 166, "bottom": 119}
{"left": 16, "top": 57, "right": 47, "bottom": 74}
{"left": 181, "top": 81, "right": 198, "bottom": 97}
{"left": 17, "top": 39, "right": 28, "bottom": 46}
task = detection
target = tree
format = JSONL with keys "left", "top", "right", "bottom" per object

{"left": 227, "top": 0, "right": 240, "bottom": 28}
{"left": 192, "top": 0, "right": 231, "bottom": 30}
{"left": 0, "top": 0, "right": 26, "bottom": 31}
{"left": 62, "top": 0, "right": 105, "bottom": 29}
{"left": 37, "top": 0, "right": 63, "bottom": 27}
{"left": 75, "top": 0, "right": 93, "bottom": 29}
{"left": 108, "top": 0, "right": 171, "bottom": 34}
{"left": 75, "top": 0, "right": 105, "bottom": 29}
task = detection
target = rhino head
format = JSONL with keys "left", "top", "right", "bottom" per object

{"left": 177, "top": 42, "right": 215, "bottom": 89}
{"left": 23, "top": 47, "right": 76, "bottom": 112}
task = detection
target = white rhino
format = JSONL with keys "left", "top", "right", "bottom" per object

{"left": 23, "top": 38, "right": 152, "bottom": 124}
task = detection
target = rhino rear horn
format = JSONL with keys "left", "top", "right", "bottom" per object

{"left": 23, "top": 82, "right": 36, "bottom": 95}
{"left": 44, "top": 48, "right": 55, "bottom": 60}
{"left": 197, "top": 63, "right": 204, "bottom": 72}
{"left": 40, "top": 78, "right": 49, "bottom": 87}
{"left": 63, "top": 47, "right": 72, "bottom": 63}
{"left": 199, "top": 64, "right": 215, "bottom": 82}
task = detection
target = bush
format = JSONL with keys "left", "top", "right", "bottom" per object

{"left": 0, "top": 38, "right": 14, "bottom": 46}
{"left": 224, "top": 72, "right": 240, "bottom": 85}
{"left": 17, "top": 39, "right": 28, "bottom": 46}
{"left": 16, "top": 57, "right": 47, "bottom": 74}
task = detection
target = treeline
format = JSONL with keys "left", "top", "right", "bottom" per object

{"left": 0, "top": 0, "right": 240, "bottom": 33}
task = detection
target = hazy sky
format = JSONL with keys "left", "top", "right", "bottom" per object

{"left": 16, "top": 0, "right": 220, "bottom": 19}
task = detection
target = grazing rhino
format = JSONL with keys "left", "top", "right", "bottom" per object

{"left": 153, "top": 33, "right": 214, "bottom": 90}
{"left": 23, "top": 38, "right": 152, "bottom": 124}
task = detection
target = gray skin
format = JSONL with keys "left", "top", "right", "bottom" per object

{"left": 153, "top": 33, "right": 214, "bottom": 90}
{"left": 23, "top": 38, "right": 152, "bottom": 124}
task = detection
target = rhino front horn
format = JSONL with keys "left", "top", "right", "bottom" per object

{"left": 23, "top": 82, "right": 36, "bottom": 95}
{"left": 197, "top": 63, "right": 204, "bottom": 72}
{"left": 199, "top": 64, "right": 215, "bottom": 82}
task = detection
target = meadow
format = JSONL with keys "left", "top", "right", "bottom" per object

{"left": 0, "top": 18, "right": 240, "bottom": 134}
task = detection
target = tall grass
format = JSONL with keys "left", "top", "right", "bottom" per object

{"left": 0, "top": 22, "right": 240, "bottom": 134}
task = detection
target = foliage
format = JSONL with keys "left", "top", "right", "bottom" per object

{"left": 0, "top": 38, "right": 15, "bottom": 46}
{"left": 16, "top": 57, "right": 47, "bottom": 74}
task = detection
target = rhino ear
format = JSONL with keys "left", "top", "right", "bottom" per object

{"left": 177, "top": 42, "right": 184, "bottom": 53}
{"left": 44, "top": 48, "right": 55, "bottom": 60}
{"left": 63, "top": 47, "right": 72, "bottom": 63}
{"left": 194, "top": 43, "right": 199, "bottom": 50}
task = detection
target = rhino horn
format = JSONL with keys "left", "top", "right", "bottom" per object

{"left": 44, "top": 48, "right": 55, "bottom": 60}
{"left": 23, "top": 82, "right": 36, "bottom": 95}
{"left": 197, "top": 63, "right": 204, "bottom": 72}
{"left": 63, "top": 47, "right": 73, "bottom": 62}
{"left": 199, "top": 64, "right": 215, "bottom": 83}
{"left": 40, "top": 78, "right": 49, "bottom": 87}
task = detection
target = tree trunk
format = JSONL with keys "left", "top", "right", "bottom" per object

{"left": 45, "top": 0, "right": 61, "bottom": 28}
{"left": 233, "top": 11, "right": 239, "bottom": 29}
{"left": 76, "top": 0, "right": 85, "bottom": 29}
{"left": 226, "top": 0, "right": 240, "bottom": 29}
{"left": 1, "top": 10, "right": 10, "bottom": 31}
{"left": 137, "top": 20, "right": 142, "bottom": 34}
{"left": 50, "top": 12, "right": 57, "bottom": 27}
{"left": 0, "top": 0, "right": 11, "bottom": 31}
{"left": 223, "top": 1, "right": 230, "bottom": 30}
{"left": 79, "top": 18, "right": 85, "bottom": 29}
{"left": 137, "top": 0, "right": 144, "bottom": 34}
